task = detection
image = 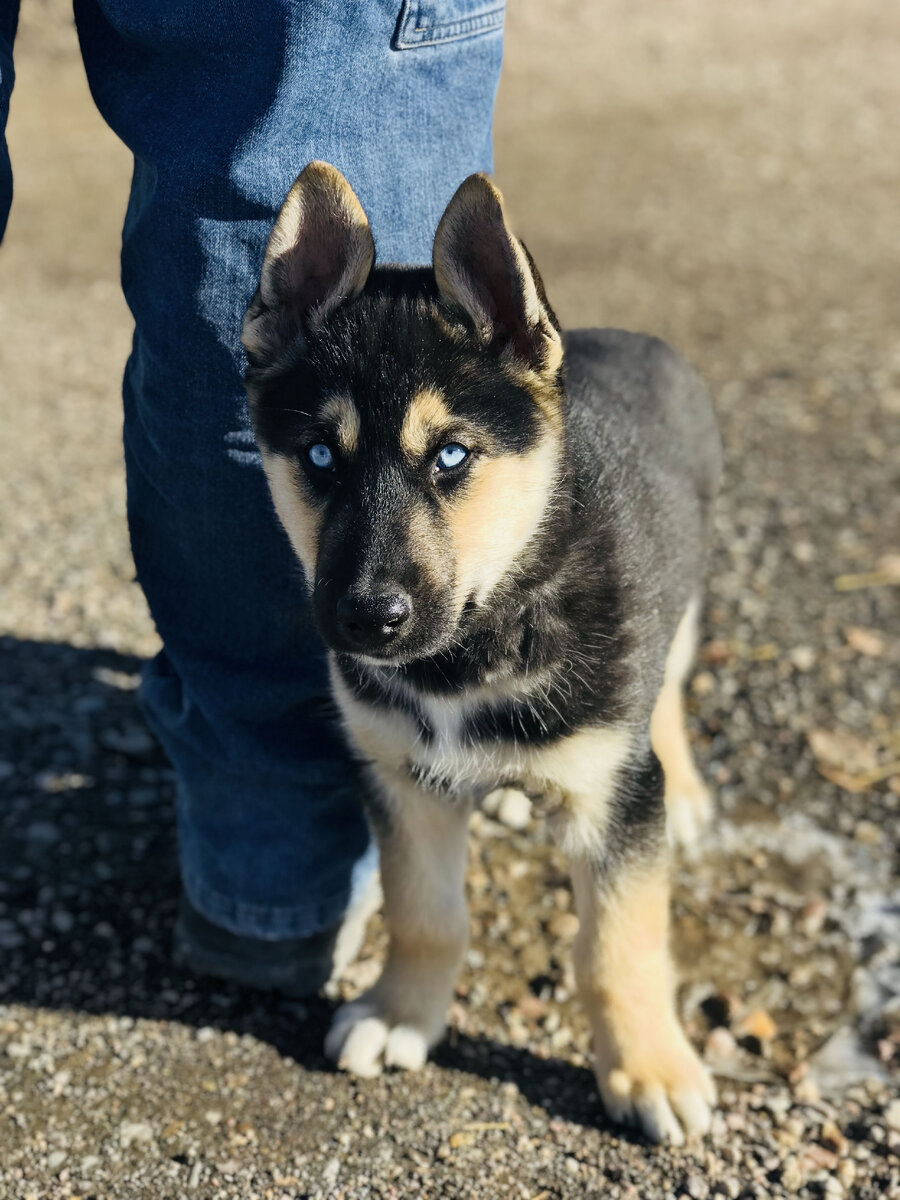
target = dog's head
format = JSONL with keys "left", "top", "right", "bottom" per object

{"left": 243, "top": 162, "right": 565, "bottom": 665}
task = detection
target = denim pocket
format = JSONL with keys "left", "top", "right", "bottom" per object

{"left": 393, "top": 0, "right": 505, "bottom": 49}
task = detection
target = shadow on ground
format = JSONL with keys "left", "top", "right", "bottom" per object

{"left": 0, "top": 635, "right": 634, "bottom": 1139}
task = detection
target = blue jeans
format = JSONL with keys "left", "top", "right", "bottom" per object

{"left": 1, "top": 1, "right": 503, "bottom": 937}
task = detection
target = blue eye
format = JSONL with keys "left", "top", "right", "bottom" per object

{"left": 435, "top": 443, "right": 469, "bottom": 471}
{"left": 307, "top": 443, "right": 334, "bottom": 470}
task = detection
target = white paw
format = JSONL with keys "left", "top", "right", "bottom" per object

{"left": 481, "top": 787, "right": 532, "bottom": 830}
{"left": 665, "top": 783, "right": 713, "bottom": 854}
{"left": 596, "top": 1039, "right": 716, "bottom": 1145}
{"left": 602, "top": 1074, "right": 714, "bottom": 1146}
{"left": 384, "top": 1024, "right": 429, "bottom": 1071}
{"left": 325, "top": 1001, "right": 432, "bottom": 1077}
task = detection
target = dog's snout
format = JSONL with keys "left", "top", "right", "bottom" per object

{"left": 336, "top": 591, "right": 412, "bottom": 651}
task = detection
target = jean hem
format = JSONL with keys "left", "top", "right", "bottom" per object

{"left": 182, "top": 869, "right": 358, "bottom": 940}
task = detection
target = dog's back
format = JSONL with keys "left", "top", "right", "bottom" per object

{"left": 566, "top": 327, "right": 721, "bottom": 522}
{"left": 562, "top": 328, "right": 722, "bottom": 708}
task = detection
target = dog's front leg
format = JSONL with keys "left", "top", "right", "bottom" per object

{"left": 326, "top": 767, "right": 470, "bottom": 1078}
{"left": 565, "top": 750, "right": 715, "bottom": 1144}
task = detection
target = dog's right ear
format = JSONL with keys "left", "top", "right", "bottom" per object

{"left": 242, "top": 161, "right": 375, "bottom": 366}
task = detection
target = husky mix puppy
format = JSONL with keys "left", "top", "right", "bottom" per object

{"left": 242, "top": 162, "right": 723, "bottom": 1144}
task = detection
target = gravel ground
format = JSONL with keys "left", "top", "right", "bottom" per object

{"left": 1, "top": 1, "right": 898, "bottom": 1197}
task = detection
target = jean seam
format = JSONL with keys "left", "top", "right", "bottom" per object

{"left": 393, "top": 2, "right": 504, "bottom": 50}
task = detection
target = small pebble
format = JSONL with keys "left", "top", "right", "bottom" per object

{"left": 853, "top": 819, "right": 882, "bottom": 845}
{"left": 738, "top": 1009, "right": 777, "bottom": 1042}
{"left": 820, "top": 1119, "right": 847, "bottom": 1155}
{"left": 704, "top": 1027, "right": 737, "bottom": 1059}
{"left": 118, "top": 1121, "right": 153, "bottom": 1148}
{"left": 789, "top": 645, "right": 816, "bottom": 671}
{"left": 781, "top": 1156, "right": 803, "bottom": 1191}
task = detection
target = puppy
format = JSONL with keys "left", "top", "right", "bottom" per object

{"left": 242, "top": 162, "right": 722, "bottom": 1144}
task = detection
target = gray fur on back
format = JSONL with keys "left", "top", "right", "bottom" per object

{"left": 563, "top": 328, "right": 723, "bottom": 712}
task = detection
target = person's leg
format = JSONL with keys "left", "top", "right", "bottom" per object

{"left": 71, "top": 0, "right": 504, "bottom": 976}
{"left": 0, "top": 1, "right": 20, "bottom": 240}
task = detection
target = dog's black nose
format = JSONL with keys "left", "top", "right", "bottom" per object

{"left": 336, "top": 591, "right": 411, "bottom": 651}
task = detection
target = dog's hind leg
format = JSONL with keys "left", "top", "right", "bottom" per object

{"left": 325, "top": 770, "right": 470, "bottom": 1078}
{"left": 650, "top": 597, "right": 713, "bottom": 851}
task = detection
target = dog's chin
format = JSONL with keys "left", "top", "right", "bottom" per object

{"left": 325, "top": 622, "right": 461, "bottom": 670}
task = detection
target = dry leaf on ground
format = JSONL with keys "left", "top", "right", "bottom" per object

{"left": 844, "top": 626, "right": 886, "bottom": 657}
{"left": 807, "top": 728, "right": 880, "bottom": 775}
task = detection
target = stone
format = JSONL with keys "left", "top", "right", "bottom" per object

{"left": 547, "top": 911, "right": 579, "bottom": 941}
{"left": 820, "top": 1120, "right": 847, "bottom": 1155}
{"left": 704, "top": 1027, "right": 737, "bottom": 1059}
{"left": 738, "top": 1009, "right": 777, "bottom": 1042}
{"left": 497, "top": 789, "right": 532, "bottom": 830}
{"left": 780, "top": 1156, "right": 803, "bottom": 1192}
{"left": 118, "top": 1121, "right": 154, "bottom": 1148}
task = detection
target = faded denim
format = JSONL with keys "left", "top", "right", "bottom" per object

{"left": 1, "top": 1, "right": 503, "bottom": 936}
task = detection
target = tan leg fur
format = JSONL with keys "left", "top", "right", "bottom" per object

{"left": 650, "top": 599, "right": 713, "bottom": 850}
{"left": 570, "top": 852, "right": 716, "bottom": 1144}
{"left": 325, "top": 767, "right": 470, "bottom": 1077}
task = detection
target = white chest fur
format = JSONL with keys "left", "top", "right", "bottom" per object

{"left": 329, "top": 657, "right": 634, "bottom": 850}
{"left": 330, "top": 662, "right": 519, "bottom": 796}
{"left": 410, "top": 691, "right": 523, "bottom": 796}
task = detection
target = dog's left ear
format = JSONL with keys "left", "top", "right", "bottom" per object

{"left": 242, "top": 161, "right": 375, "bottom": 365}
{"left": 433, "top": 174, "right": 562, "bottom": 373}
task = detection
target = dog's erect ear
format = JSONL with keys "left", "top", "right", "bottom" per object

{"left": 433, "top": 174, "right": 562, "bottom": 373}
{"left": 242, "top": 161, "right": 375, "bottom": 364}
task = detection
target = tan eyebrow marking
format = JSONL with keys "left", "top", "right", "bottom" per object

{"left": 319, "top": 394, "right": 360, "bottom": 454}
{"left": 400, "top": 388, "right": 454, "bottom": 460}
